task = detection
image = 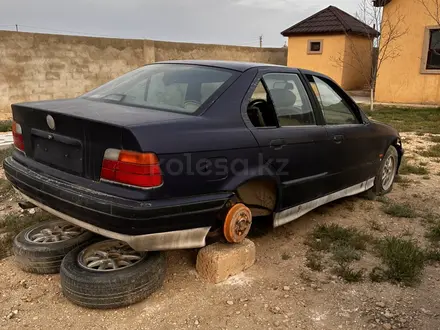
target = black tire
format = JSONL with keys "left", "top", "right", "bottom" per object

{"left": 367, "top": 145, "right": 399, "bottom": 198}
{"left": 13, "top": 220, "right": 95, "bottom": 274}
{"left": 60, "top": 240, "right": 166, "bottom": 309}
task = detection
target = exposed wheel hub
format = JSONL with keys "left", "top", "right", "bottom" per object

{"left": 26, "top": 221, "right": 84, "bottom": 244}
{"left": 78, "top": 240, "right": 145, "bottom": 272}
{"left": 223, "top": 203, "right": 252, "bottom": 243}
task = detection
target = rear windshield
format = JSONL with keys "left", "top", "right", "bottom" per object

{"left": 83, "top": 64, "right": 236, "bottom": 114}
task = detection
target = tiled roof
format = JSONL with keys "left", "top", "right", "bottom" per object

{"left": 373, "top": 0, "right": 392, "bottom": 6}
{"left": 281, "top": 6, "right": 380, "bottom": 38}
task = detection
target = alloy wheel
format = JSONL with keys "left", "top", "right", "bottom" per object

{"left": 78, "top": 240, "right": 145, "bottom": 272}
{"left": 25, "top": 221, "right": 85, "bottom": 244}
{"left": 381, "top": 154, "right": 397, "bottom": 191}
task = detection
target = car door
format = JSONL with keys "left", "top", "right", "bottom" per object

{"left": 243, "top": 69, "right": 331, "bottom": 211}
{"left": 304, "top": 73, "right": 378, "bottom": 191}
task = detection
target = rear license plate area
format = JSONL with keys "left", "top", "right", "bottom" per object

{"left": 31, "top": 129, "right": 83, "bottom": 174}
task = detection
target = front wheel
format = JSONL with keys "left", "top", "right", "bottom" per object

{"left": 368, "top": 145, "right": 399, "bottom": 198}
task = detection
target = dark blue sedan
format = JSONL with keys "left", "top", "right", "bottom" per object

{"left": 5, "top": 60, "right": 403, "bottom": 251}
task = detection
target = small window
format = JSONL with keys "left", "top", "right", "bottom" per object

{"left": 426, "top": 29, "right": 440, "bottom": 70}
{"left": 308, "top": 76, "right": 359, "bottom": 125}
{"left": 310, "top": 42, "right": 321, "bottom": 52}
{"left": 308, "top": 40, "right": 323, "bottom": 54}
{"left": 421, "top": 26, "right": 440, "bottom": 73}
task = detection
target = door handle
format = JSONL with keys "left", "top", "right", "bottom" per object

{"left": 270, "top": 139, "right": 286, "bottom": 149}
{"left": 333, "top": 135, "right": 344, "bottom": 144}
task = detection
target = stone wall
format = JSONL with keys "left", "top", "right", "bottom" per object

{"left": 0, "top": 31, "right": 287, "bottom": 119}
{"left": 152, "top": 40, "right": 287, "bottom": 64}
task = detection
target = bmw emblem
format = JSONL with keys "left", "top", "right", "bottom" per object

{"left": 46, "top": 115, "right": 56, "bottom": 130}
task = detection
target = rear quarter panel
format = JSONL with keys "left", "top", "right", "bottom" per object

{"left": 128, "top": 118, "right": 261, "bottom": 199}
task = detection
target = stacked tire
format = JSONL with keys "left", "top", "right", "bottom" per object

{"left": 13, "top": 220, "right": 94, "bottom": 274}
{"left": 13, "top": 219, "right": 166, "bottom": 309}
{"left": 60, "top": 240, "right": 166, "bottom": 309}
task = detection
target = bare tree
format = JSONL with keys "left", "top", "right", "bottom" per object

{"left": 332, "top": 0, "right": 407, "bottom": 110}
{"left": 416, "top": 0, "right": 440, "bottom": 25}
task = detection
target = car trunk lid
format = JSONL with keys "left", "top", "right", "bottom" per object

{"left": 11, "top": 98, "right": 189, "bottom": 180}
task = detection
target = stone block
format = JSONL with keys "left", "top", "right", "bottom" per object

{"left": 196, "top": 239, "right": 255, "bottom": 284}
{"left": 45, "top": 72, "right": 60, "bottom": 80}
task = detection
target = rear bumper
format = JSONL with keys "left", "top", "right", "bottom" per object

{"left": 4, "top": 156, "right": 232, "bottom": 250}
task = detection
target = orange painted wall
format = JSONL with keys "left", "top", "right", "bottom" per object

{"left": 375, "top": 0, "right": 440, "bottom": 104}
{"left": 287, "top": 34, "right": 372, "bottom": 90}
{"left": 287, "top": 34, "right": 345, "bottom": 86}
{"left": 342, "top": 35, "right": 373, "bottom": 90}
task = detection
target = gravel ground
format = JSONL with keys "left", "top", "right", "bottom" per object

{"left": 1, "top": 132, "right": 440, "bottom": 330}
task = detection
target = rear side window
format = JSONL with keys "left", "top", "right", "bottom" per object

{"left": 83, "top": 64, "right": 236, "bottom": 114}
{"left": 264, "top": 73, "right": 315, "bottom": 126}
{"left": 250, "top": 81, "right": 268, "bottom": 102}
{"left": 308, "top": 76, "right": 359, "bottom": 125}
{"left": 246, "top": 73, "right": 315, "bottom": 128}
{"left": 247, "top": 81, "right": 275, "bottom": 127}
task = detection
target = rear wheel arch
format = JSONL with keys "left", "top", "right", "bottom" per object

{"left": 219, "top": 163, "right": 282, "bottom": 215}
{"left": 233, "top": 176, "right": 280, "bottom": 216}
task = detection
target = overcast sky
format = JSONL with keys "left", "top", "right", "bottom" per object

{"left": 0, "top": 0, "right": 360, "bottom": 47}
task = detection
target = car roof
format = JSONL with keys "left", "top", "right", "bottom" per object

{"left": 152, "top": 60, "right": 289, "bottom": 72}
{"left": 148, "top": 60, "right": 327, "bottom": 79}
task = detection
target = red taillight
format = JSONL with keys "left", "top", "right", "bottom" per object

{"left": 100, "top": 149, "right": 162, "bottom": 188}
{"left": 12, "top": 121, "right": 24, "bottom": 151}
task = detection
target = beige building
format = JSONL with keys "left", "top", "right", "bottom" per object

{"left": 281, "top": 6, "right": 379, "bottom": 91}
{"left": 374, "top": 0, "right": 440, "bottom": 104}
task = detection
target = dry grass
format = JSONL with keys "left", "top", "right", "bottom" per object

{"left": 0, "top": 146, "right": 13, "bottom": 165}
{"left": 373, "top": 237, "right": 426, "bottom": 286}
{"left": 369, "top": 220, "right": 385, "bottom": 232}
{"left": 399, "top": 159, "right": 429, "bottom": 175}
{"left": 382, "top": 203, "right": 417, "bottom": 218}
{"left": 364, "top": 106, "right": 440, "bottom": 134}
{"left": 0, "top": 178, "right": 12, "bottom": 196}
{"left": 430, "top": 135, "right": 440, "bottom": 143}
{"left": 332, "top": 264, "right": 364, "bottom": 283}
{"left": 306, "top": 224, "right": 370, "bottom": 282}
{"left": 306, "top": 252, "right": 323, "bottom": 271}
{"left": 307, "top": 224, "right": 371, "bottom": 252}
{"left": 425, "top": 222, "right": 440, "bottom": 245}
{"left": 0, "top": 120, "right": 12, "bottom": 132}
{"left": 419, "top": 144, "right": 440, "bottom": 158}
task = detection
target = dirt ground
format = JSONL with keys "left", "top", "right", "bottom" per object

{"left": 1, "top": 132, "right": 440, "bottom": 330}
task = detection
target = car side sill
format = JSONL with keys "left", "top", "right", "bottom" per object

{"left": 15, "top": 189, "right": 211, "bottom": 252}
{"left": 274, "top": 177, "right": 375, "bottom": 227}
